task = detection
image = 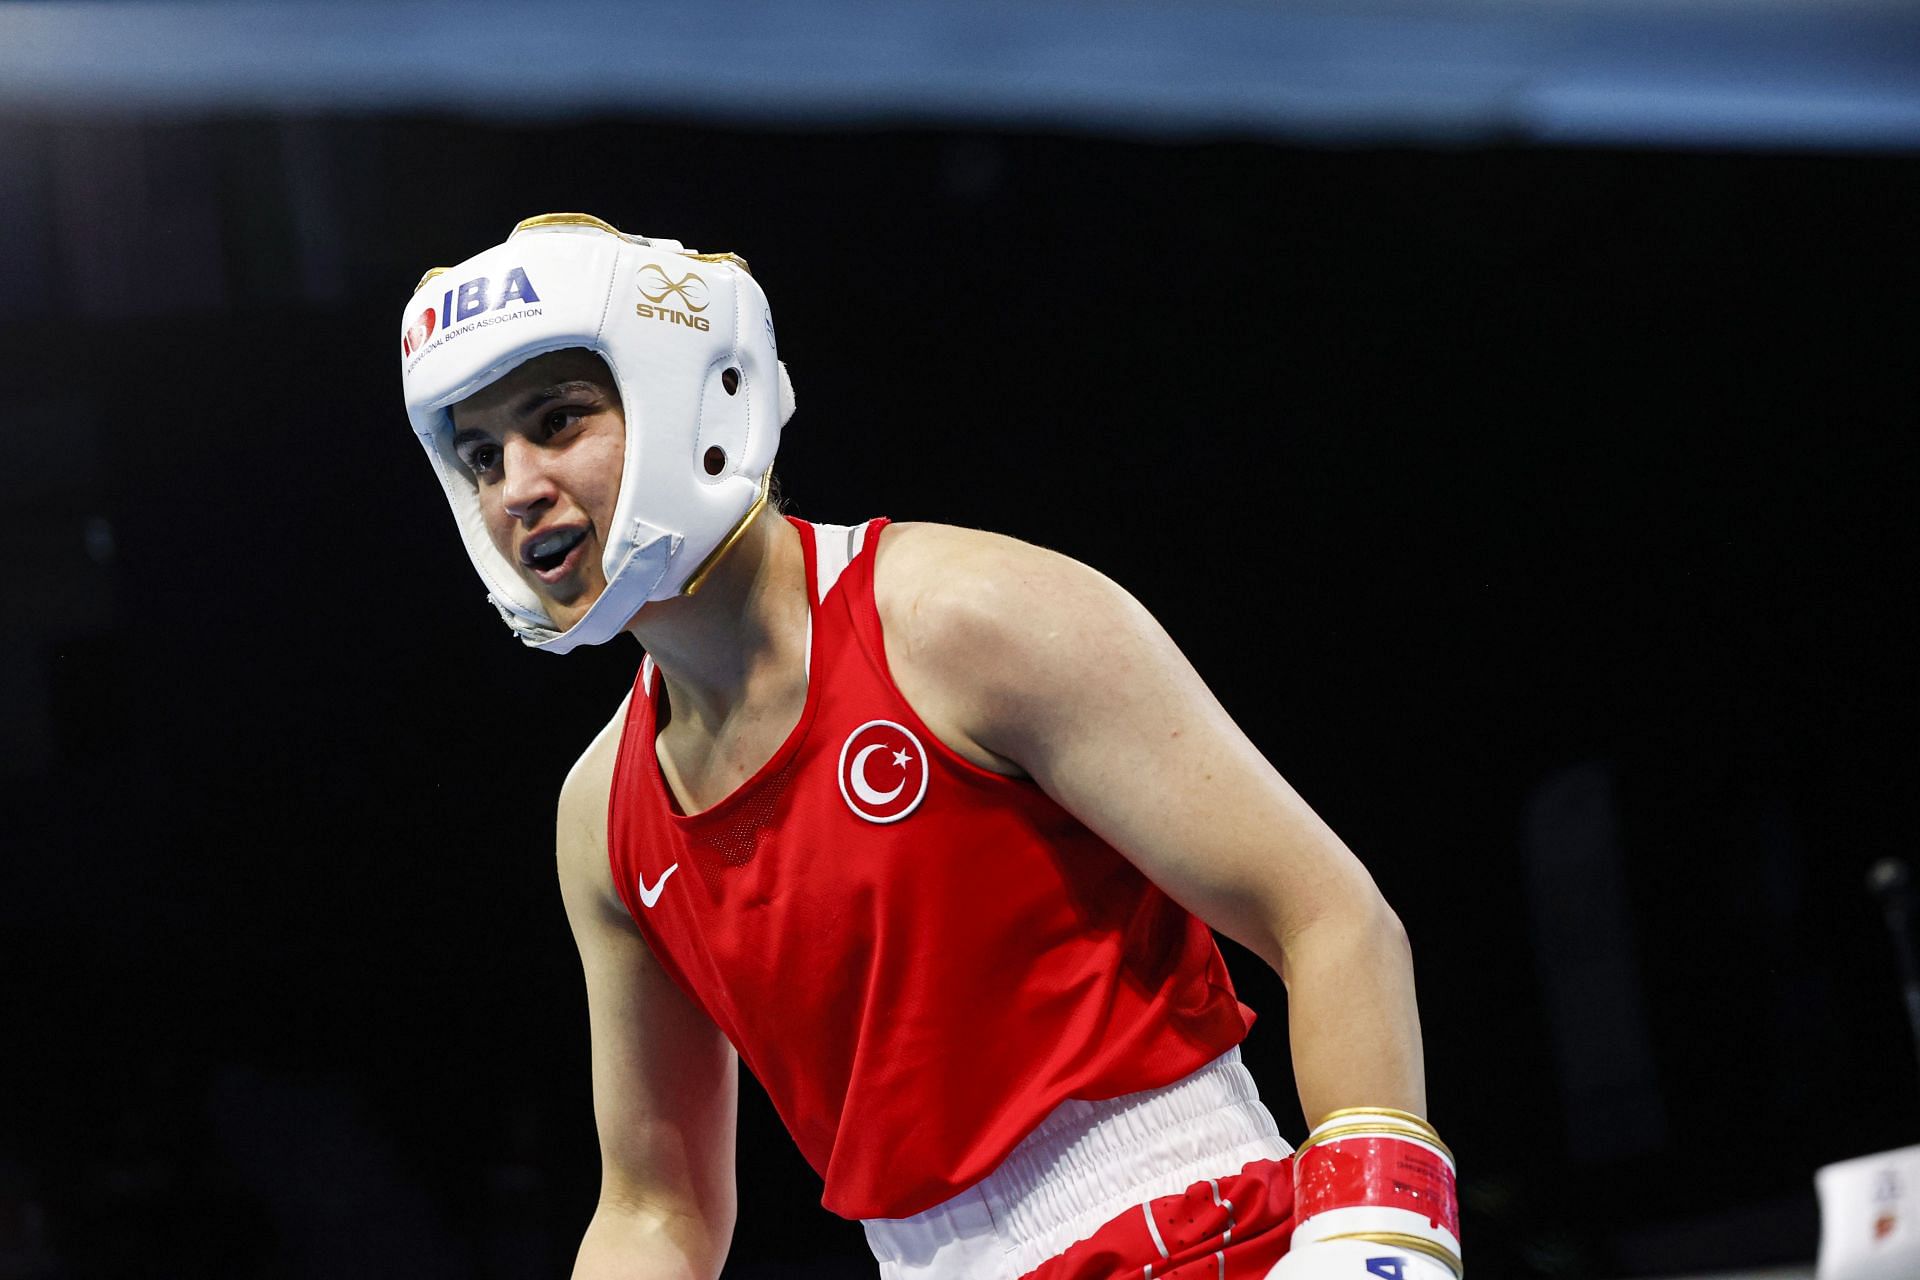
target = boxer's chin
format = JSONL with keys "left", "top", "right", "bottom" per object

{"left": 523, "top": 560, "right": 610, "bottom": 632}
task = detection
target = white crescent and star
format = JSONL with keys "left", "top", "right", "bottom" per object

{"left": 849, "top": 743, "right": 914, "bottom": 806}
{"left": 838, "top": 720, "right": 928, "bottom": 823}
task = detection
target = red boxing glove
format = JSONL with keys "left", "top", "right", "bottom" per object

{"left": 1278, "top": 1108, "right": 1461, "bottom": 1279}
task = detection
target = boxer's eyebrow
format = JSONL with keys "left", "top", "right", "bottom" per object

{"left": 513, "top": 380, "right": 601, "bottom": 418}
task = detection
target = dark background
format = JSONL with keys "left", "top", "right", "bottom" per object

{"left": 0, "top": 113, "right": 1914, "bottom": 1277}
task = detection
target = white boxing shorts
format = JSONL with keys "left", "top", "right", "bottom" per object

{"left": 863, "top": 1047, "right": 1295, "bottom": 1280}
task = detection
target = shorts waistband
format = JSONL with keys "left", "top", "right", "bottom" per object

{"left": 863, "top": 1048, "right": 1292, "bottom": 1280}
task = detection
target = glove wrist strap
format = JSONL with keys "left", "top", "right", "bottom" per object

{"left": 1291, "top": 1109, "right": 1462, "bottom": 1277}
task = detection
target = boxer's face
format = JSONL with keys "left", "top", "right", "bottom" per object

{"left": 450, "top": 348, "right": 626, "bottom": 630}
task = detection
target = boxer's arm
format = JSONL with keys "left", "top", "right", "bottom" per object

{"left": 559, "top": 710, "right": 738, "bottom": 1280}
{"left": 875, "top": 523, "right": 1424, "bottom": 1126}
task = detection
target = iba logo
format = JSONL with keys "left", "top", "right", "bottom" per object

{"left": 401, "top": 266, "right": 541, "bottom": 356}
{"left": 837, "top": 720, "right": 929, "bottom": 823}
{"left": 635, "top": 264, "right": 712, "bottom": 331}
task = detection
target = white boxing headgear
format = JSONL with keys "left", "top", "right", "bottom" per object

{"left": 399, "top": 213, "right": 794, "bottom": 653}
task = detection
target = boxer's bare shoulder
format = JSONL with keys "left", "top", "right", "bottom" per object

{"left": 871, "top": 521, "right": 1159, "bottom": 776}
{"left": 871, "top": 522, "right": 1096, "bottom": 776}
{"left": 556, "top": 691, "right": 634, "bottom": 916}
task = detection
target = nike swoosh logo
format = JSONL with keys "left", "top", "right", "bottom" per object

{"left": 638, "top": 863, "right": 679, "bottom": 909}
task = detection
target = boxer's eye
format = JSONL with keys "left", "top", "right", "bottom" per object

{"left": 540, "top": 407, "right": 588, "bottom": 439}
{"left": 455, "top": 439, "right": 501, "bottom": 476}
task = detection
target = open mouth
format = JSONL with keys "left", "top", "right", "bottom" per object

{"left": 523, "top": 527, "right": 588, "bottom": 577}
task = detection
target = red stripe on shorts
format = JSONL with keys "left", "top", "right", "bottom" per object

{"left": 1016, "top": 1157, "right": 1295, "bottom": 1280}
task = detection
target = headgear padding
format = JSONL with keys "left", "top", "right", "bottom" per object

{"left": 400, "top": 213, "right": 794, "bottom": 653}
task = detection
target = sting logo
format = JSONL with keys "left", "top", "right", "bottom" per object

{"left": 635, "top": 264, "right": 712, "bottom": 331}
{"left": 837, "top": 720, "right": 929, "bottom": 824}
{"left": 637, "top": 265, "right": 709, "bottom": 310}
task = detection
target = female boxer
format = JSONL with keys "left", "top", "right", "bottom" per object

{"left": 401, "top": 214, "right": 1459, "bottom": 1280}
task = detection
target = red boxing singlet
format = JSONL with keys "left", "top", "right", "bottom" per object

{"left": 607, "top": 518, "right": 1255, "bottom": 1221}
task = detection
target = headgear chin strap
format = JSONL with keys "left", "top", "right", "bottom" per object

{"left": 399, "top": 213, "right": 795, "bottom": 653}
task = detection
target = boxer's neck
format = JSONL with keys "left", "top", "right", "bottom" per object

{"left": 626, "top": 509, "right": 808, "bottom": 734}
